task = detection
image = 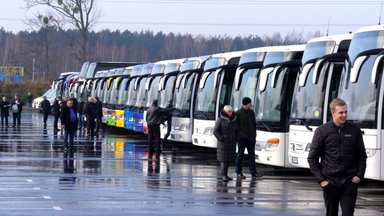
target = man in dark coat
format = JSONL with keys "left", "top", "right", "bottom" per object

{"left": 308, "top": 98, "right": 367, "bottom": 216}
{"left": 60, "top": 99, "right": 78, "bottom": 152}
{"left": 161, "top": 99, "right": 174, "bottom": 149}
{"left": 77, "top": 98, "right": 85, "bottom": 130}
{"left": 95, "top": 96, "right": 105, "bottom": 133}
{"left": 83, "top": 97, "right": 97, "bottom": 137}
{"left": 10, "top": 95, "right": 24, "bottom": 128}
{"left": 0, "top": 96, "right": 10, "bottom": 127}
{"left": 40, "top": 96, "right": 51, "bottom": 127}
{"left": 214, "top": 105, "right": 237, "bottom": 182}
{"left": 52, "top": 96, "right": 62, "bottom": 131}
{"left": 26, "top": 92, "right": 33, "bottom": 111}
{"left": 146, "top": 99, "right": 172, "bottom": 153}
{"left": 235, "top": 97, "right": 263, "bottom": 179}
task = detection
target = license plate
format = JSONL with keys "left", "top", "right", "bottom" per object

{"left": 292, "top": 157, "right": 298, "bottom": 164}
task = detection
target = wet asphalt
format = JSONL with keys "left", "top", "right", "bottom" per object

{"left": 0, "top": 111, "right": 383, "bottom": 216}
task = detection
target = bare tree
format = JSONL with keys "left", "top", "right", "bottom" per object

{"left": 25, "top": 0, "right": 100, "bottom": 63}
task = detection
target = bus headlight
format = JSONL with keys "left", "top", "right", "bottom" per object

{"left": 179, "top": 123, "right": 190, "bottom": 132}
{"left": 265, "top": 138, "right": 279, "bottom": 152}
{"left": 203, "top": 127, "right": 214, "bottom": 135}
{"left": 366, "top": 148, "right": 377, "bottom": 158}
{"left": 305, "top": 143, "right": 311, "bottom": 152}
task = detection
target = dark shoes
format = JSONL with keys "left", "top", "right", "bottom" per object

{"left": 237, "top": 173, "right": 246, "bottom": 180}
{"left": 222, "top": 176, "right": 233, "bottom": 182}
{"left": 251, "top": 171, "right": 264, "bottom": 178}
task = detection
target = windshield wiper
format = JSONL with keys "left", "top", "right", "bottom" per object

{"left": 297, "top": 119, "right": 313, "bottom": 131}
{"left": 257, "top": 121, "right": 272, "bottom": 132}
{"left": 194, "top": 111, "right": 208, "bottom": 120}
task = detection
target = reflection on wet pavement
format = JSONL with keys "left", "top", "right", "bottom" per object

{"left": 0, "top": 112, "right": 382, "bottom": 215}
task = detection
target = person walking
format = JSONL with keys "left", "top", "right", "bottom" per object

{"left": 0, "top": 96, "right": 10, "bottom": 127}
{"left": 214, "top": 105, "right": 238, "bottom": 182}
{"left": 77, "top": 98, "right": 85, "bottom": 130}
{"left": 308, "top": 98, "right": 367, "bottom": 216}
{"left": 83, "top": 97, "right": 97, "bottom": 137}
{"left": 235, "top": 97, "right": 263, "bottom": 179}
{"left": 161, "top": 99, "right": 174, "bottom": 149}
{"left": 95, "top": 96, "right": 105, "bottom": 133}
{"left": 26, "top": 92, "right": 33, "bottom": 111}
{"left": 146, "top": 99, "right": 171, "bottom": 153}
{"left": 52, "top": 96, "right": 62, "bottom": 131}
{"left": 40, "top": 96, "right": 51, "bottom": 127}
{"left": 10, "top": 95, "right": 23, "bottom": 128}
{"left": 60, "top": 99, "right": 78, "bottom": 152}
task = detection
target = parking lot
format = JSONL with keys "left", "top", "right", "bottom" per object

{"left": 0, "top": 111, "right": 383, "bottom": 215}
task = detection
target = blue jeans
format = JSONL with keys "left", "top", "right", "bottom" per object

{"left": 236, "top": 139, "right": 256, "bottom": 175}
{"left": 63, "top": 129, "right": 75, "bottom": 149}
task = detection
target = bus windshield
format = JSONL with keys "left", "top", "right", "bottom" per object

{"left": 255, "top": 69, "right": 285, "bottom": 129}
{"left": 79, "top": 62, "right": 90, "bottom": 78}
{"left": 339, "top": 57, "right": 379, "bottom": 128}
{"left": 160, "top": 76, "right": 177, "bottom": 108}
{"left": 348, "top": 30, "right": 384, "bottom": 64}
{"left": 174, "top": 73, "right": 195, "bottom": 114}
{"left": 126, "top": 78, "right": 138, "bottom": 107}
{"left": 230, "top": 68, "right": 259, "bottom": 111}
{"left": 85, "top": 62, "right": 97, "bottom": 79}
{"left": 117, "top": 79, "right": 129, "bottom": 106}
{"left": 146, "top": 76, "right": 162, "bottom": 107}
{"left": 195, "top": 71, "right": 216, "bottom": 120}
{"left": 135, "top": 77, "right": 148, "bottom": 108}
{"left": 301, "top": 41, "right": 336, "bottom": 64}
{"left": 290, "top": 67, "right": 326, "bottom": 126}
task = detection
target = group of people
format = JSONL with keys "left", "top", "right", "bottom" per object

{"left": 0, "top": 95, "right": 25, "bottom": 128}
{"left": 40, "top": 94, "right": 104, "bottom": 152}
{"left": 214, "top": 97, "right": 367, "bottom": 216}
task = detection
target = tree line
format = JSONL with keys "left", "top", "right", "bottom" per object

{"left": 0, "top": 27, "right": 321, "bottom": 81}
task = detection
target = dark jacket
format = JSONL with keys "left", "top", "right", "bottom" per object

{"left": 40, "top": 99, "right": 51, "bottom": 114}
{"left": 95, "top": 100, "right": 103, "bottom": 118}
{"left": 0, "top": 101, "right": 10, "bottom": 117}
{"left": 84, "top": 102, "right": 97, "bottom": 120}
{"left": 52, "top": 100, "right": 61, "bottom": 116}
{"left": 214, "top": 111, "right": 238, "bottom": 162}
{"left": 78, "top": 101, "right": 84, "bottom": 115}
{"left": 146, "top": 105, "right": 172, "bottom": 126}
{"left": 236, "top": 107, "right": 256, "bottom": 141}
{"left": 308, "top": 121, "right": 367, "bottom": 184}
{"left": 10, "top": 99, "right": 23, "bottom": 113}
{"left": 60, "top": 106, "right": 78, "bottom": 131}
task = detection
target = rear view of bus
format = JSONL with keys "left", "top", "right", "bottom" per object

{"left": 338, "top": 26, "right": 384, "bottom": 180}
{"left": 170, "top": 56, "right": 209, "bottom": 143}
{"left": 288, "top": 34, "right": 352, "bottom": 168}
{"left": 192, "top": 52, "right": 242, "bottom": 148}
{"left": 254, "top": 45, "right": 305, "bottom": 167}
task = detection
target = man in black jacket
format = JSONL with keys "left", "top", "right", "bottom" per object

{"left": 60, "top": 99, "right": 78, "bottom": 152}
{"left": 40, "top": 96, "right": 51, "bottom": 127}
{"left": 308, "top": 98, "right": 367, "bottom": 216}
{"left": 146, "top": 99, "right": 172, "bottom": 153}
{"left": 0, "top": 96, "right": 10, "bottom": 127}
{"left": 83, "top": 97, "right": 97, "bottom": 137}
{"left": 77, "top": 98, "right": 85, "bottom": 130}
{"left": 235, "top": 97, "right": 262, "bottom": 179}
{"left": 11, "top": 95, "right": 23, "bottom": 128}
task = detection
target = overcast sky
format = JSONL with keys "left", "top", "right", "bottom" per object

{"left": 0, "top": 0, "right": 382, "bottom": 38}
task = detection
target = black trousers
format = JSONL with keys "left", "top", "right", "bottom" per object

{"left": 1, "top": 115, "right": 8, "bottom": 126}
{"left": 323, "top": 181, "right": 358, "bottom": 216}
{"left": 54, "top": 115, "right": 59, "bottom": 130}
{"left": 162, "top": 121, "right": 171, "bottom": 146}
{"left": 13, "top": 112, "right": 21, "bottom": 126}
{"left": 43, "top": 112, "right": 49, "bottom": 125}
{"left": 95, "top": 117, "right": 104, "bottom": 132}
{"left": 220, "top": 162, "right": 229, "bottom": 177}
{"left": 148, "top": 124, "right": 161, "bottom": 152}
{"left": 87, "top": 118, "right": 96, "bottom": 137}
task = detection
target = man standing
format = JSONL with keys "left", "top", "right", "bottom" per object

{"left": 95, "top": 96, "right": 105, "bottom": 133}
{"left": 52, "top": 96, "right": 62, "bottom": 131}
{"left": 60, "top": 99, "right": 78, "bottom": 152}
{"left": 146, "top": 99, "right": 170, "bottom": 153}
{"left": 0, "top": 96, "right": 10, "bottom": 127}
{"left": 77, "top": 98, "right": 85, "bottom": 130}
{"left": 83, "top": 97, "right": 97, "bottom": 137}
{"left": 235, "top": 97, "right": 262, "bottom": 179}
{"left": 11, "top": 95, "right": 23, "bottom": 128}
{"left": 161, "top": 99, "right": 174, "bottom": 149}
{"left": 40, "top": 96, "right": 51, "bottom": 127}
{"left": 70, "top": 93, "right": 78, "bottom": 112}
{"left": 308, "top": 98, "right": 367, "bottom": 216}
{"left": 26, "top": 92, "right": 33, "bottom": 111}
